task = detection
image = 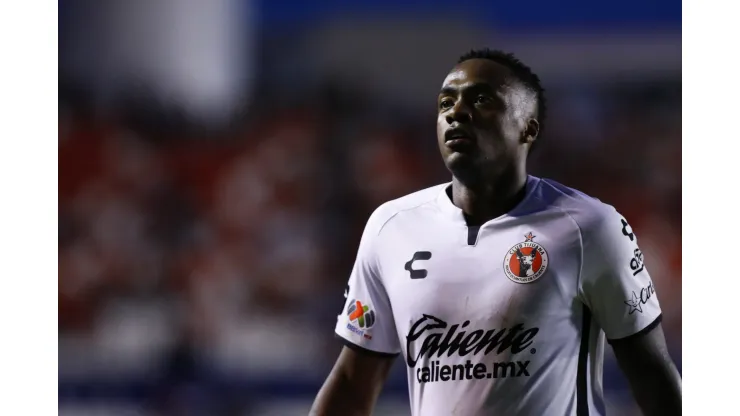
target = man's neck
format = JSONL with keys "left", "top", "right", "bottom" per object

{"left": 449, "top": 169, "right": 529, "bottom": 226}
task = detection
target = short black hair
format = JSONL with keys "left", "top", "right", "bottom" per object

{"left": 457, "top": 48, "right": 547, "bottom": 139}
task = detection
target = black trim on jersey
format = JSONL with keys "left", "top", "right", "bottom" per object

{"left": 577, "top": 307, "right": 592, "bottom": 416}
{"left": 336, "top": 334, "right": 399, "bottom": 358}
{"left": 467, "top": 225, "right": 481, "bottom": 246}
{"left": 607, "top": 314, "right": 663, "bottom": 344}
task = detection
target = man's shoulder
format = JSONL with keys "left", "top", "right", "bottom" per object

{"left": 535, "top": 177, "right": 623, "bottom": 239}
{"left": 366, "top": 183, "right": 448, "bottom": 235}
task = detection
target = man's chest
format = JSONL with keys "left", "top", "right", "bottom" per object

{"left": 378, "top": 218, "right": 582, "bottom": 325}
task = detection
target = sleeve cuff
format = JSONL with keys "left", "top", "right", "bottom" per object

{"left": 607, "top": 314, "right": 663, "bottom": 344}
{"left": 334, "top": 333, "right": 400, "bottom": 358}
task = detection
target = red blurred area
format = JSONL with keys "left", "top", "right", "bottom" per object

{"left": 59, "top": 96, "right": 681, "bottom": 353}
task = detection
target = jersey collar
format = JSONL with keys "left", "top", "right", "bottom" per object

{"left": 435, "top": 175, "right": 541, "bottom": 226}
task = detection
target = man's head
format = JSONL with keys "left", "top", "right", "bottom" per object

{"left": 436, "top": 49, "right": 546, "bottom": 185}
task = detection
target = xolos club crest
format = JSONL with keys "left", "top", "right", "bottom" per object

{"left": 503, "top": 232, "right": 549, "bottom": 284}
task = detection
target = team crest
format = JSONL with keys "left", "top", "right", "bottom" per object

{"left": 503, "top": 232, "right": 549, "bottom": 284}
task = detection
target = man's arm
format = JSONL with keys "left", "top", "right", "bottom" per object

{"left": 610, "top": 322, "right": 681, "bottom": 416}
{"left": 310, "top": 346, "right": 396, "bottom": 416}
{"left": 575, "top": 206, "right": 681, "bottom": 415}
{"left": 314, "top": 205, "right": 400, "bottom": 415}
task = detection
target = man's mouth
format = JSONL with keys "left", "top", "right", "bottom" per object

{"left": 444, "top": 128, "right": 475, "bottom": 149}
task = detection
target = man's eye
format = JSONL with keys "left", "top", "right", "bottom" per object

{"left": 439, "top": 99, "right": 453, "bottom": 109}
{"left": 475, "top": 96, "right": 491, "bottom": 104}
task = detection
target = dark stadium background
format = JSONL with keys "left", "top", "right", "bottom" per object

{"left": 58, "top": 1, "right": 681, "bottom": 414}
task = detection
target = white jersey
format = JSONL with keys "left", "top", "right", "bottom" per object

{"left": 335, "top": 176, "right": 662, "bottom": 416}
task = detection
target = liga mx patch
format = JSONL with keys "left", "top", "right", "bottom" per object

{"left": 503, "top": 232, "right": 549, "bottom": 284}
{"left": 346, "top": 299, "right": 375, "bottom": 340}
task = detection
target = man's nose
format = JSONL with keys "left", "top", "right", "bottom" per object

{"left": 446, "top": 100, "right": 472, "bottom": 125}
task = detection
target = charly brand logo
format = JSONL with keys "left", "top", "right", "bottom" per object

{"left": 503, "top": 232, "right": 549, "bottom": 284}
{"left": 345, "top": 299, "right": 375, "bottom": 340}
{"left": 405, "top": 314, "right": 539, "bottom": 383}
{"left": 404, "top": 251, "right": 432, "bottom": 279}
{"left": 624, "top": 282, "right": 656, "bottom": 314}
{"left": 621, "top": 218, "right": 635, "bottom": 241}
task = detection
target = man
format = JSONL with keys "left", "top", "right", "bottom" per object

{"left": 310, "top": 49, "right": 681, "bottom": 416}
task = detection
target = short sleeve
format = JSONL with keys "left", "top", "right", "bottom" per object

{"left": 578, "top": 206, "right": 662, "bottom": 341}
{"left": 334, "top": 208, "right": 401, "bottom": 355}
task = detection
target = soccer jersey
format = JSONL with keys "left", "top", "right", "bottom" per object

{"left": 334, "top": 175, "right": 662, "bottom": 416}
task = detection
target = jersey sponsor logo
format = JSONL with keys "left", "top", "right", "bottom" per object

{"left": 630, "top": 248, "right": 645, "bottom": 276}
{"left": 418, "top": 359, "right": 531, "bottom": 383}
{"left": 405, "top": 314, "right": 539, "bottom": 383}
{"left": 618, "top": 217, "right": 650, "bottom": 278}
{"left": 346, "top": 298, "right": 375, "bottom": 340}
{"left": 624, "top": 282, "right": 656, "bottom": 314}
{"left": 503, "top": 232, "right": 549, "bottom": 284}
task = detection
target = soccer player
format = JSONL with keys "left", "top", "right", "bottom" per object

{"left": 310, "top": 49, "right": 681, "bottom": 416}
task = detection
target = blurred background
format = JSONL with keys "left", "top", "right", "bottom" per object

{"left": 58, "top": 1, "right": 681, "bottom": 415}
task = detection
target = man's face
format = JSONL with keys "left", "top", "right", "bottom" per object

{"left": 436, "top": 59, "right": 538, "bottom": 180}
